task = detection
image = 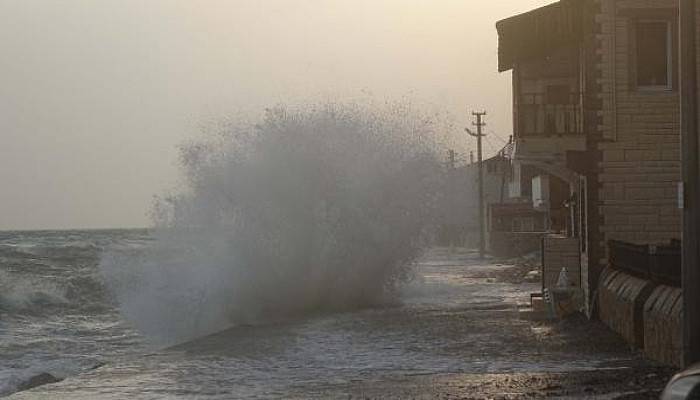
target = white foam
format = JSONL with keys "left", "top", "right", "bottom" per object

{"left": 100, "top": 102, "right": 452, "bottom": 345}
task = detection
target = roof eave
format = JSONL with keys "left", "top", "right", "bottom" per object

{"left": 496, "top": 0, "right": 585, "bottom": 72}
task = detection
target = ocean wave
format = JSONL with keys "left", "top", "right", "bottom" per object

{"left": 101, "top": 102, "right": 447, "bottom": 345}
{"left": 0, "top": 270, "right": 113, "bottom": 317}
{"left": 0, "top": 242, "right": 100, "bottom": 261}
{"left": 0, "top": 271, "right": 70, "bottom": 316}
{"left": 0, "top": 244, "right": 38, "bottom": 261}
{"left": 0, "top": 231, "right": 152, "bottom": 263}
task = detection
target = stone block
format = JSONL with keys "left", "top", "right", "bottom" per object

{"left": 604, "top": 150, "right": 625, "bottom": 162}
{"left": 644, "top": 285, "right": 682, "bottom": 367}
{"left": 598, "top": 267, "right": 655, "bottom": 349}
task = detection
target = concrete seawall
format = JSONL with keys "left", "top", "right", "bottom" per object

{"left": 597, "top": 267, "right": 682, "bottom": 367}
{"left": 598, "top": 268, "right": 654, "bottom": 349}
{"left": 643, "top": 285, "right": 682, "bottom": 367}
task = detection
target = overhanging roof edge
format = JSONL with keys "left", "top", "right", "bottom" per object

{"left": 497, "top": 0, "right": 585, "bottom": 72}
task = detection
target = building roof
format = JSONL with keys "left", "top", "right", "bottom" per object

{"left": 496, "top": 0, "right": 585, "bottom": 72}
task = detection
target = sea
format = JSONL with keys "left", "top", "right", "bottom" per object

{"left": 0, "top": 230, "right": 150, "bottom": 397}
{"left": 0, "top": 229, "right": 635, "bottom": 399}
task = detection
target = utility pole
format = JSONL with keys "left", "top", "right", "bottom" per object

{"left": 680, "top": 0, "right": 700, "bottom": 368}
{"left": 467, "top": 111, "right": 487, "bottom": 259}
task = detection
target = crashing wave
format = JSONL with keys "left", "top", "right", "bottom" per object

{"left": 0, "top": 271, "right": 70, "bottom": 316}
{"left": 0, "top": 269, "right": 113, "bottom": 317}
{"left": 101, "top": 102, "right": 452, "bottom": 344}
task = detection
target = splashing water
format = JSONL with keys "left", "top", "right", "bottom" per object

{"left": 101, "top": 102, "right": 450, "bottom": 344}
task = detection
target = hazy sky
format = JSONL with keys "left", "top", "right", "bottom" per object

{"left": 0, "top": 0, "right": 552, "bottom": 230}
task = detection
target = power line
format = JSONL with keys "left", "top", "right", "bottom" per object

{"left": 482, "top": 135, "right": 501, "bottom": 156}
{"left": 488, "top": 130, "right": 509, "bottom": 145}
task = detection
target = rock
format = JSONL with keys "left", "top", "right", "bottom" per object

{"left": 89, "top": 362, "right": 105, "bottom": 371}
{"left": 524, "top": 270, "right": 540, "bottom": 282}
{"left": 16, "top": 372, "right": 62, "bottom": 392}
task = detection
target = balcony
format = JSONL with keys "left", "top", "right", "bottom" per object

{"left": 518, "top": 92, "right": 583, "bottom": 137}
{"left": 510, "top": 92, "right": 586, "bottom": 180}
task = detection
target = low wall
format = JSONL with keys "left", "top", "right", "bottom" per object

{"left": 542, "top": 235, "right": 580, "bottom": 290}
{"left": 598, "top": 267, "right": 683, "bottom": 366}
{"left": 489, "top": 232, "right": 547, "bottom": 258}
{"left": 597, "top": 268, "right": 655, "bottom": 349}
{"left": 644, "top": 285, "right": 682, "bottom": 367}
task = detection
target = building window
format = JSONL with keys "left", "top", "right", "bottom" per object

{"left": 636, "top": 21, "right": 672, "bottom": 89}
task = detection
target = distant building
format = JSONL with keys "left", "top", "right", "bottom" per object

{"left": 436, "top": 152, "right": 512, "bottom": 248}
{"left": 488, "top": 133, "right": 581, "bottom": 257}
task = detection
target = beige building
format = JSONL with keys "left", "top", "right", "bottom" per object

{"left": 498, "top": 0, "right": 684, "bottom": 364}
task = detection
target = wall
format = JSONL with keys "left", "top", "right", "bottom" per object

{"left": 543, "top": 235, "right": 581, "bottom": 290}
{"left": 598, "top": 267, "right": 655, "bottom": 348}
{"left": 644, "top": 284, "right": 682, "bottom": 366}
{"left": 595, "top": 0, "right": 682, "bottom": 264}
{"left": 598, "top": 267, "right": 682, "bottom": 366}
{"left": 489, "top": 231, "right": 547, "bottom": 258}
{"left": 490, "top": 203, "right": 546, "bottom": 233}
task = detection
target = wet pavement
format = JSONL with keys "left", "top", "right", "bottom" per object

{"left": 9, "top": 248, "right": 675, "bottom": 399}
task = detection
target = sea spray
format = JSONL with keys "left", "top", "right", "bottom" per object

{"left": 101, "top": 102, "right": 450, "bottom": 344}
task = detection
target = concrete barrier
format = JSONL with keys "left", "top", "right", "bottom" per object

{"left": 597, "top": 267, "right": 655, "bottom": 349}
{"left": 643, "top": 285, "right": 682, "bottom": 367}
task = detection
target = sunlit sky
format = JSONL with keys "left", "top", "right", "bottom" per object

{"left": 0, "top": 0, "right": 552, "bottom": 230}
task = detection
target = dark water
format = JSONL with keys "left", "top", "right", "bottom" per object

{"left": 2, "top": 230, "right": 632, "bottom": 399}
{"left": 0, "top": 230, "right": 151, "bottom": 396}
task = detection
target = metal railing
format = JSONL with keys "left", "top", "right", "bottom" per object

{"left": 608, "top": 239, "right": 681, "bottom": 287}
{"left": 518, "top": 92, "right": 583, "bottom": 136}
